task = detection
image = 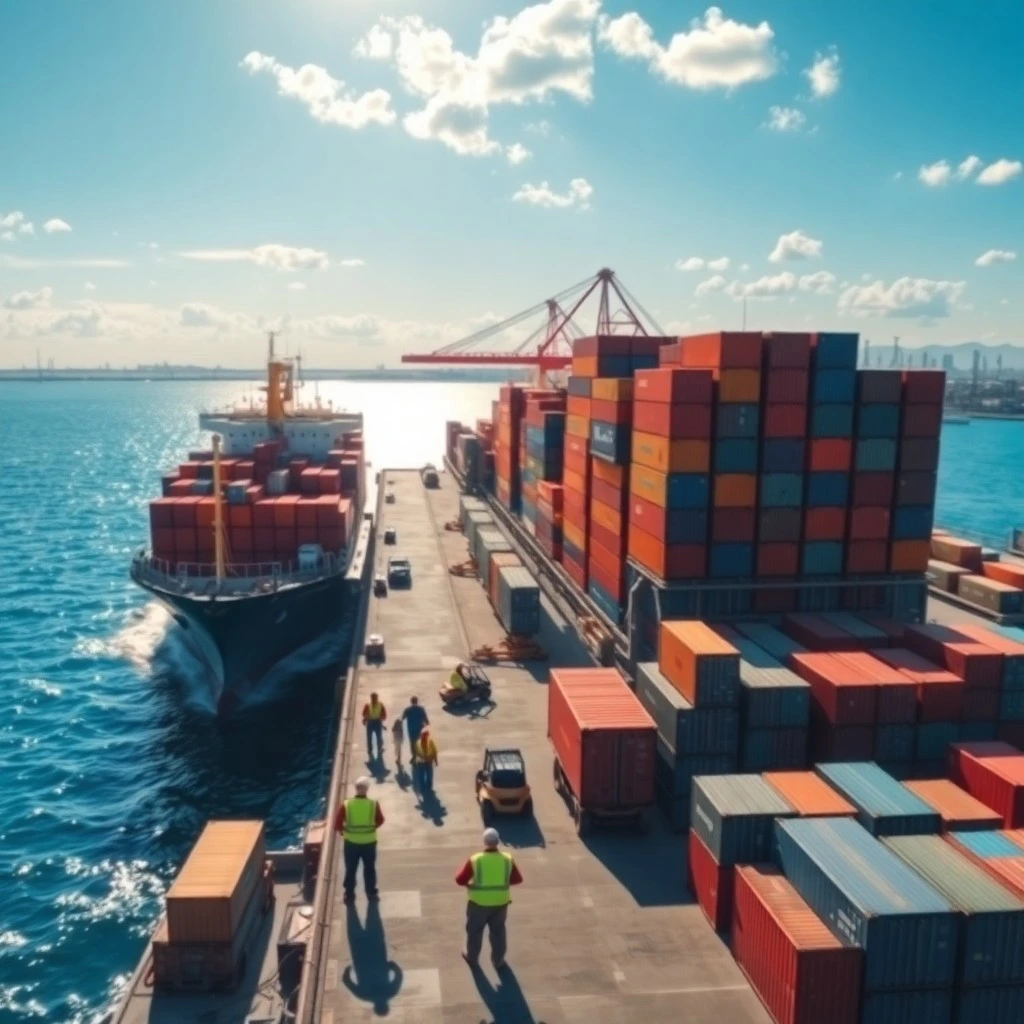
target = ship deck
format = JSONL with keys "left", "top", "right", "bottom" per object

{"left": 311, "top": 468, "right": 774, "bottom": 1024}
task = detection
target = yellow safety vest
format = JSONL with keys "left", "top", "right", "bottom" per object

{"left": 449, "top": 670, "right": 467, "bottom": 690}
{"left": 366, "top": 702, "right": 384, "bottom": 720}
{"left": 468, "top": 851, "right": 514, "bottom": 907}
{"left": 414, "top": 737, "right": 437, "bottom": 763}
{"left": 343, "top": 797, "right": 378, "bottom": 845}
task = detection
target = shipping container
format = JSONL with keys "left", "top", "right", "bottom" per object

{"left": 789, "top": 652, "right": 877, "bottom": 725}
{"left": 775, "top": 815, "right": 958, "bottom": 990}
{"left": 590, "top": 421, "right": 631, "bottom": 464}
{"left": 496, "top": 566, "right": 540, "bottom": 636}
{"left": 806, "top": 472, "right": 848, "bottom": 507}
{"left": 633, "top": 400, "right": 712, "bottom": 439}
{"left": 731, "top": 865, "right": 861, "bottom": 1024}
{"left": 951, "top": 624, "right": 1024, "bottom": 689}
{"left": 716, "top": 403, "right": 760, "bottom": 439}
{"left": 857, "top": 404, "right": 900, "bottom": 438}
{"left": 959, "top": 575, "right": 1024, "bottom": 615}
{"left": 831, "top": 651, "right": 917, "bottom": 723}
{"left": 547, "top": 669, "right": 656, "bottom": 812}
{"left": 690, "top": 774, "right": 794, "bottom": 866}
{"left": 636, "top": 663, "right": 737, "bottom": 755}
{"left": 762, "top": 771, "right": 856, "bottom": 817}
{"left": 902, "top": 779, "right": 1002, "bottom": 832}
{"left": 634, "top": 366, "right": 714, "bottom": 404}
{"left": 904, "top": 623, "right": 1005, "bottom": 687}
{"left": 659, "top": 621, "right": 741, "bottom": 707}
{"left": 735, "top": 622, "right": 807, "bottom": 661}
{"left": 760, "top": 473, "right": 803, "bottom": 507}
{"left": 814, "top": 762, "right": 941, "bottom": 837}
{"left": 949, "top": 742, "right": 1024, "bottom": 827}
{"left": 809, "top": 403, "right": 854, "bottom": 438}
{"left": 687, "top": 829, "right": 734, "bottom": 933}
{"left": 740, "top": 728, "right": 808, "bottom": 772}
{"left": 709, "top": 542, "right": 755, "bottom": 578}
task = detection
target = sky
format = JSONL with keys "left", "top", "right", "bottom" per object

{"left": 1, "top": 0, "right": 1022, "bottom": 368}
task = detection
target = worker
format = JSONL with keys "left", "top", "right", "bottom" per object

{"left": 455, "top": 827, "right": 522, "bottom": 970}
{"left": 412, "top": 728, "right": 438, "bottom": 795}
{"left": 447, "top": 666, "right": 468, "bottom": 694}
{"left": 362, "top": 692, "right": 386, "bottom": 760}
{"left": 391, "top": 716, "right": 404, "bottom": 768}
{"left": 401, "top": 695, "right": 428, "bottom": 752}
{"left": 334, "top": 777, "right": 385, "bottom": 904}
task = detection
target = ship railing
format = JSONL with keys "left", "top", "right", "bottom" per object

{"left": 130, "top": 551, "right": 339, "bottom": 596}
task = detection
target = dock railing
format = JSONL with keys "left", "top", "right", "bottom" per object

{"left": 130, "top": 551, "right": 340, "bottom": 596}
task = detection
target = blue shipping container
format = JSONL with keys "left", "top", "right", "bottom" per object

{"left": 734, "top": 621, "right": 806, "bottom": 661}
{"left": 806, "top": 472, "right": 849, "bottom": 507}
{"left": 639, "top": 666, "right": 739, "bottom": 756}
{"left": 775, "top": 816, "right": 959, "bottom": 990}
{"left": 860, "top": 989, "right": 953, "bottom": 1024}
{"left": 950, "top": 831, "right": 1024, "bottom": 860}
{"left": 716, "top": 403, "right": 760, "bottom": 439}
{"left": 811, "top": 403, "right": 855, "bottom": 438}
{"left": 813, "top": 332, "right": 860, "bottom": 369}
{"left": 709, "top": 542, "right": 754, "bottom": 578}
{"left": 916, "top": 721, "right": 958, "bottom": 762}
{"left": 893, "top": 505, "right": 934, "bottom": 540}
{"left": 690, "top": 774, "right": 794, "bottom": 866}
{"left": 496, "top": 565, "right": 540, "bottom": 636}
{"left": 590, "top": 420, "right": 631, "bottom": 464}
{"left": 714, "top": 438, "right": 758, "bottom": 473}
{"left": 856, "top": 438, "right": 898, "bottom": 472}
{"left": 959, "top": 720, "right": 998, "bottom": 743}
{"left": 958, "top": 985, "right": 1024, "bottom": 1024}
{"left": 664, "top": 473, "right": 710, "bottom": 510}
{"left": 594, "top": 354, "right": 633, "bottom": 378}
{"left": 761, "top": 438, "right": 805, "bottom": 474}
{"left": 1000, "top": 690, "right": 1024, "bottom": 721}
{"left": 858, "top": 404, "right": 901, "bottom": 439}
{"left": 740, "top": 728, "right": 808, "bottom": 772}
{"left": 567, "top": 376, "right": 591, "bottom": 397}
{"left": 812, "top": 369, "right": 856, "bottom": 405}
{"left": 656, "top": 741, "right": 735, "bottom": 798}
{"left": 802, "top": 541, "right": 843, "bottom": 576}
{"left": 760, "top": 473, "right": 803, "bottom": 508}
{"left": 875, "top": 724, "right": 915, "bottom": 763}
{"left": 587, "top": 579, "right": 622, "bottom": 625}
{"left": 659, "top": 508, "right": 708, "bottom": 544}
{"left": 814, "top": 762, "right": 942, "bottom": 837}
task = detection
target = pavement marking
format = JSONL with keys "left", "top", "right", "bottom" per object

{"left": 325, "top": 957, "right": 338, "bottom": 991}
{"left": 561, "top": 983, "right": 751, "bottom": 999}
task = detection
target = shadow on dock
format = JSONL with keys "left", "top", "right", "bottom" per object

{"left": 341, "top": 902, "right": 403, "bottom": 1016}
{"left": 468, "top": 963, "right": 542, "bottom": 1024}
{"left": 582, "top": 830, "right": 693, "bottom": 908}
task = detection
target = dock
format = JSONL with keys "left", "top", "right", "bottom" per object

{"left": 306, "top": 468, "right": 773, "bottom": 1024}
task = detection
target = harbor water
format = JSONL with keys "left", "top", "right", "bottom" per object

{"left": 0, "top": 381, "right": 1018, "bottom": 1022}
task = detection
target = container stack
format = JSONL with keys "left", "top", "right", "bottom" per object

{"left": 454, "top": 430, "right": 482, "bottom": 491}
{"left": 494, "top": 385, "right": 526, "bottom": 513}
{"left": 521, "top": 391, "right": 567, "bottom": 533}
{"left": 949, "top": 741, "right": 1024, "bottom": 827}
{"left": 562, "top": 376, "right": 593, "bottom": 592}
{"left": 945, "top": 829, "right": 1024, "bottom": 904}
{"left": 628, "top": 367, "right": 714, "bottom": 584}
{"left": 891, "top": 370, "right": 944, "bottom": 574}
{"left": 534, "top": 480, "right": 564, "bottom": 561}
{"left": 929, "top": 530, "right": 1024, "bottom": 616}
{"left": 814, "top": 761, "right": 942, "bottom": 836}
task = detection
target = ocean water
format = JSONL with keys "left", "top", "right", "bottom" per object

{"left": 0, "top": 382, "right": 1020, "bottom": 1022}
{"left": 0, "top": 380, "right": 497, "bottom": 1024}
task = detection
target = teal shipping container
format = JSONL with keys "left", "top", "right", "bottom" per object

{"left": 496, "top": 565, "right": 540, "bottom": 636}
{"left": 690, "top": 774, "right": 794, "bottom": 866}
{"left": 815, "top": 763, "right": 941, "bottom": 837}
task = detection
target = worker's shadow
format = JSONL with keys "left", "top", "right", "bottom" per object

{"left": 442, "top": 699, "right": 497, "bottom": 719}
{"left": 417, "top": 789, "right": 449, "bottom": 827}
{"left": 468, "top": 963, "right": 539, "bottom": 1023}
{"left": 365, "top": 752, "right": 391, "bottom": 783}
{"left": 341, "top": 902, "right": 403, "bottom": 1016}
{"left": 393, "top": 762, "right": 413, "bottom": 791}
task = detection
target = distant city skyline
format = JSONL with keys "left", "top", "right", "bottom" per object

{"left": 1, "top": 1, "right": 1021, "bottom": 368}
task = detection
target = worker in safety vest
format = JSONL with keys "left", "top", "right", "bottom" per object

{"left": 334, "top": 776, "right": 385, "bottom": 904}
{"left": 448, "top": 664, "right": 468, "bottom": 692}
{"left": 412, "top": 728, "right": 438, "bottom": 795}
{"left": 362, "top": 692, "right": 386, "bottom": 761}
{"left": 455, "top": 827, "right": 523, "bottom": 970}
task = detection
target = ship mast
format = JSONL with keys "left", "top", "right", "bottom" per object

{"left": 212, "top": 434, "right": 226, "bottom": 582}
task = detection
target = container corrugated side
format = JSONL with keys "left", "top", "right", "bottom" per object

{"left": 957, "top": 984, "right": 1024, "bottom": 1024}
{"left": 859, "top": 989, "right": 953, "bottom": 1024}
{"left": 637, "top": 663, "right": 738, "bottom": 755}
{"left": 734, "top": 621, "right": 807, "bottom": 661}
{"left": 763, "top": 771, "right": 857, "bottom": 818}
{"left": 815, "top": 762, "right": 941, "bottom": 837}
{"left": 732, "top": 865, "right": 861, "bottom": 1024}
{"left": 945, "top": 831, "right": 1024, "bottom": 899}
{"left": 883, "top": 834, "right": 1024, "bottom": 987}
{"left": 687, "top": 829, "right": 734, "bottom": 933}
{"left": 496, "top": 565, "right": 540, "bottom": 636}
{"left": 949, "top": 742, "right": 1024, "bottom": 828}
{"left": 690, "top": 774, "right": 794, "bottom": 867}
{"left": 903, "top": 779, "right": 1002, "bottom": 832}
{"left": 775, "top": 816, "right": 959, "bottom": 991}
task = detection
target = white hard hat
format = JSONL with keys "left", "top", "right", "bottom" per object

{"left": 482, "top": 827, "right": 500, "bottom": 847}
{"left": 355, "top": 776, "right": 371, "bottom": 793}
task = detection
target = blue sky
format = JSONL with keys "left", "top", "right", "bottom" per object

{"left": 1, "top": 0, "right": 1021, "bottom": 368}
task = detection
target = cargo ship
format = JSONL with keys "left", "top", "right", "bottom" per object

{"left": 130, "top": 335, "right": 367, "bottom": 711}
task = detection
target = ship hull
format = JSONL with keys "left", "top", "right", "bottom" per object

{"left": 141, "top": 574, "right": 348, "bottom": 712}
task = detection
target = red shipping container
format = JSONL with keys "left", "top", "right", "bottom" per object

{"left": 810, "top": 722, "right": 875, "bottom": 761}
{"left": 254, "top": 527, "right": 275, "bottom": 551}
{"left": 588, "top": 558, "right": 624, "bottom": 602}
{"left": 846, "top": 541, "right": 888, "bottom": 575}
{"left": 318, "top": 469, "right": 341, "bottom": 495}
{"left": 849, "top": 507, "right": 890, "bottom": 541}
{"left": 589, "top": 538, "right": 622, "bottom": 578}
{"left": 299, "top": 467, "right": 321, "bottom": 495}
{"left": 763, "top": 333, "right": 812, "bottom": 369}
{"left": 961, "top": 686, "right": 999, "bottom": 721}
{"left": 319, "top": 528, "right": 343, "bottom": 551}
{"left": 902, "top": 403, "right": 942, "bottom": 438}
{"left": 174, "top": 527, "right": 197, "bottom": 554}
{"left": 688, "top": 831, "right": 734, "bottom": 934}
{"left": 168, "top": 479, "right": 194, "bottom": 496}
{"left": 591, "top": 478, "right": 626, "bottom": 512}
{"left": 149, "top": 498, "right": 178, "bottom": 528}
{"left": 783, "top": 614, "right": 861, "bottom": 652}
{"left": 563, "top": 484, "right": 587, "bottom": 517}
{"left": 561, "top": 555, "right": 587, "bottom": 590}
{"left": 245, "top": 484, "right": 264, "bottom": 505}
{"left": 853, "top": 472, "right": 895, "bottom": 507}
{"left": 590, "top": 399, "right": 632, "bottom": 425}
{"left": 295, "top": 499, "right": 319, "bottom": 528}
{"left": 178, "top": 461, "right": 201, "bottom": 480}
{"left": 634, "top": 367, "right": 714, "bottom": 404}
{"left": 763, "top": 404, "right": 806, "bottom": 438}
{"left": 789, "top": 652, "right": 877, "bottom": 725}
{"left": 712, "top": 507, "right": 756, "bottom": 543}
{"left": 152, "top": 527, "right": 175, "bottom": 557}
{"left": 831, "top": 651, "right": 916, "bottom": 724}
{"left": 678, "top": 331, "right": 763, "bottom": 369}
{"left": 196, "top": 498, "right": 216, "bottom": 529}
{"left": 873, "top": 648, "right": 963, "bottom": 721}
{"left": 547, "top": 668, "right": 656, "bottom": 809}
{"left": 563, "top": 446, "right": 588, "bottom": 475}
{"left": 804, "top": 507, "right": 845, "bottom": 541}
{"left": 273, "top": 495, "right": 300, "bottom": 528}
{"left": 231, "top": 527, "right": 253, "bottom": 553}
{"left": 172, "top": 496, "right": 202, "bottom": 527}
{"left": 228, "top": 504, "right": 253, "bottom": 529}
{"left": 765, "top": 369, "right": 809, "bottom": 404}
{"left": 902, "top": 370, "right": 945, "bottom": 405}
{"left": 757, "top": 542, "right": 799, "bottom": 577}
{"left": 949, "top": 742, "right": 1024, "bottom": 827}
{"left": 628, "top": 495, "right": 669, "bottom": 542}
{"left": 903, "top": 624, "right": 1004, "bottom": 688}
{"left": 632, "top": 400, "right": 712, "bottom": 439}
{"left": 809, "top": 439, "right": 852, "bottom": 472}
{"left": 566, "top": 395, "right": 591, "bottom": 418}
{"left": 318, "top": 496, "right": 347, "bottom": 527}
{"left": 590, "top": 520, "right": 624, "bottom": 559}
{"left": 732, "top": 865, "right": 861, "bottom": 1024}
{"left": 627, "top": 527, "right": 705, "bottom": 580}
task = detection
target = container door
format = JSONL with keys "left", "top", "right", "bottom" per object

{"left": 616, "top": 730, "right": 655, "bottom": 805}
{"left": 580, "top": 731, "right": 617, "bottom": 807}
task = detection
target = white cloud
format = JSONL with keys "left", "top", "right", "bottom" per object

{"left": 84, "top": 282, "right": 96, "bottom": 291}
{"left": 0, "top": 254, "right": 128, "bottom": 269}
{"left": 975, "top": 249, "right": 1017, "bottom": 267}
{"left": 525, "top": 120, "right": 552, "bottom": 135}
{"left": 1, "top": 211, "right": 35, "bottom": 239}
{"left": 740, "top": 262, "right": 750, "bottom": 271}
{"left": 707, "top": 256, "right": 731, "bottom": 272}
{"left": 506, "top": 142, "right": 532, "bottom": 165}
{"left": 287, "top": 281, "right": 307, "bottom": 291}
{"left": 976, "top": 158, "right": 1022, "bottom": 186}
{"left": 766, "top": 106, "right": 805, "bottom": 132}
{"left": 512, "top": 176, "right": 593, "bottom": 209}
{"left": 598, "top": 6, "right": 776, "bottom": 90}
{"left": 177, "top": 244, "right": 329, "bottom": 271}
{"left": 769, "top": 229, "right": 822, "bottom": 262}
{"left": 353, "top": 24, "right": 394, "bottom": 60}
{"left": 838, "top": 277, "right": 966, "bottom": 319}
{"left": 731, "top": 272, "right": 797, "bottom": 298}
{"left": 43, "top": 218, "right": 72, "bottom": 234}
{"left": 694, "top": 274, "right": 727, "bottom": 296}
{"left": 677, "top": 257, "right": 705, "bottom": 271}
{"left": 241, "top": 51, "right": 396, "bottom": 130}
{"left": 955, "top": 155, "right": 981, "bottom": 181}
{"left": 355, "top": 2, "right": 598, "bottom": 157}
{"left": 804, "top": 49, "right": 840, "bottom": 98}
{"left": 918, "top": 160, "right": 951, "bottom": 187}
{"left": 798, "top": 270, "right": 837, "bottom": 294}
{"left": 3, "top": 286, "right": 54, "bottom": 310}
{"left": 339, "top": 258, "right": 365, "bottom": 267}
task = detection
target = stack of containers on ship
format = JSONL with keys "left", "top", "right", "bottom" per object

{"left": 149, "top": 430, "right": 363, "bottom": 570}
{"left": 521, "top": 390, "right": 566, "bottom": 541}
{"left": 495, "top": 385, "right": 525, "bottom": 513}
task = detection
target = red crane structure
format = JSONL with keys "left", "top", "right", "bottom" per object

{"left": 401, "top": 268, "right": 664, "bottom": 373}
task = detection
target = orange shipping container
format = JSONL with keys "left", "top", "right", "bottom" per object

{"left": 591, "top": 499, "right": 623, "bottom": 534}
{"left": 590, "top": 399, "right": 632, "bottom": 425}
{"left": 632, "top": 432, "right": 710, "bottom": 474}
{"left": 591, "top": 458, "right": 625, "bottom": 488}
{"left": 571, "top": 354, "right": 599, "bottom": 378}
{"left": 762, "top": 772, "right": 857, "bottom": 818}
{"left": 589, "top": 537, "right": 622, "bottom": 577}
{"left": 567, "top": 395, "right": 591, "bottom": 418}
{"left": 591, "top": 378, "right": 634, "bottom": 402}
{"left": 629, "top": 464, "right": 674, "bottom": 509}
{"left": 563, "top": 517, "right": 587, "bottom": 551}
{"left": 658, "top": 620, "right": 740, "bottom": 705}
{"left": 563, "top": 467, "right": 588, "bottom": 494}
{"left": 717, "top": 368, "right": 761, "bottom": 403}
{"left": 628, "top": 527, "right": 705, "bottom": 580}
{"left": 678, "top": 331, "right": 763, "bottom": 369}
{"left": 566, "top": 414, "right": 590, "bottom": 438}
{"left": 714, "top": 474, "right": 757, "bottom": 508}
{"left": 165, "top": 821, "right": 266, "bottom": 944}
{"left": 902, "top": 779, "right": 1002, "bottom": 833}
{"left": 891, "top": 540, "right": 930, "bottom": 573}
{"left": 564, "top": 445, "right": 588, "bottom": 475}
{"left": 982, "top": 561, "right": 1024, "bottom": 588}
